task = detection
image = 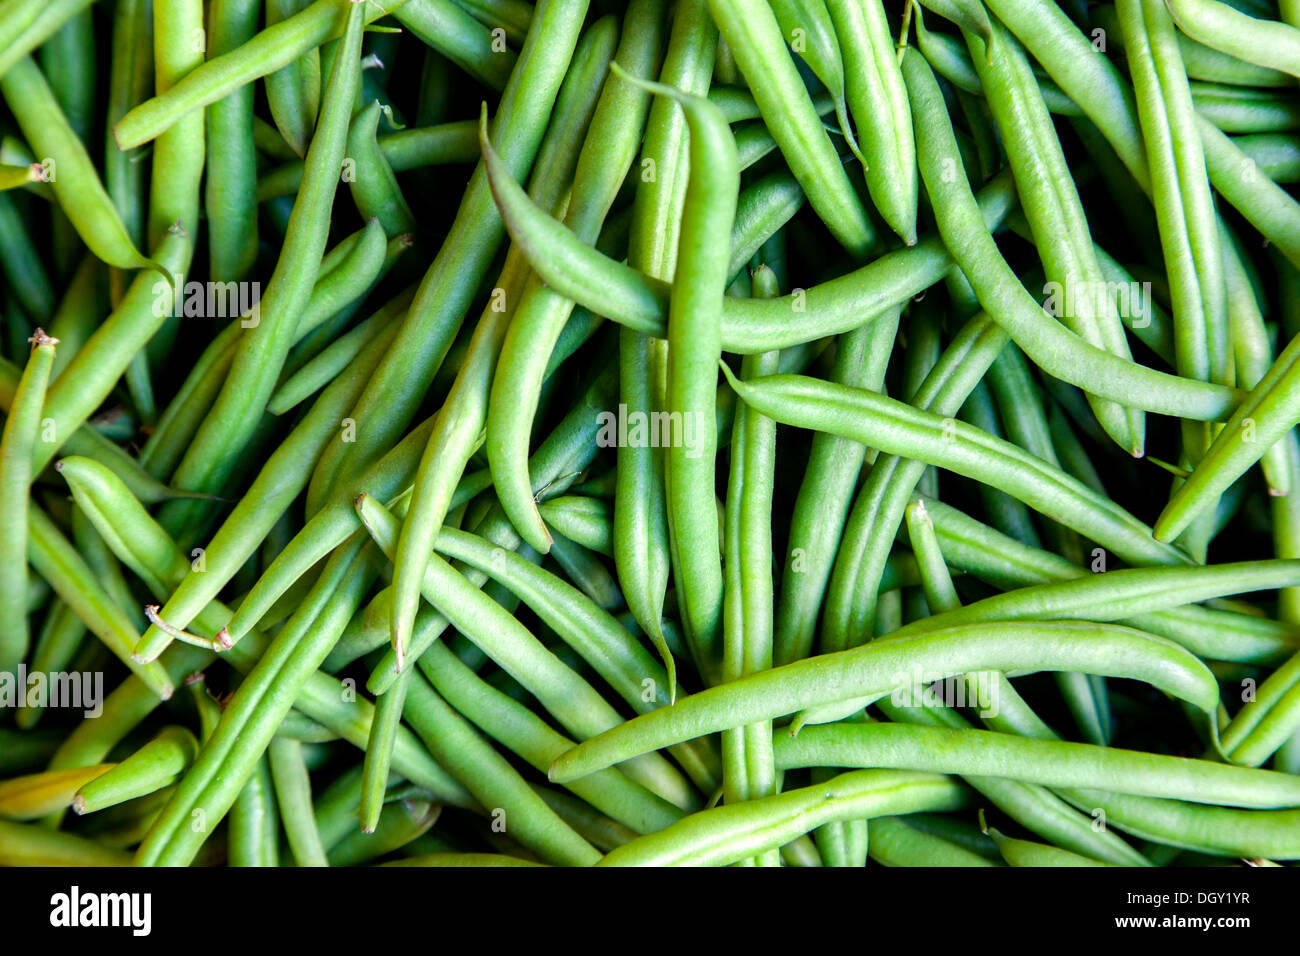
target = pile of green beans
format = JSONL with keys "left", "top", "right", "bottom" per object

{"left": 5, "top": 0, "right": 1300, "bottom": 870}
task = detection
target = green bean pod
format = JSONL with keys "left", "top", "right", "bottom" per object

{"left": 0, "top": 331, "right": 56, "bottom": 672}
{"left": 345, "top": 100, "right": 417, "bottom": 236}
{"left": 827, "top": 0, "right": 919, "bottom": 244}
{"left": 148, "top": 0, "right": 206, "bottom": 246}
{"left": 723, "top": 367, "right": 1190, "bottom": 568}
{"left": 72, "top": 726, "right": 198, "bottom": 814}
{"left": 774, "top": 722, "right": 1300, "bottom": 808}
{"left": 596, "top": 770, "right": 967, "bottom": 866}
{"left": 549, "top": 621, "right": 1219, "bottom": 782}
{"left": 205, "top": 0, "right": 261, "bottom": 282}
{"left": 705, "top": 0, "right": 876, "bottom": 258}
{"left": 1165, "top": 0, "right": 1300, "bottom": 79}
{"left": 156, "top": 0, "right": 365, "bottom": 518}
{"left": 0, "top": 56, "right": 158, "bottom": 273}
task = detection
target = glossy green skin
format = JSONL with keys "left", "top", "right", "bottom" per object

{"left": 1, "top": 55, "right": 155, "bottom": 272}
{"left": 485, "top": 1, "right": 665, "bottom": 567}
{"left": 267, "top": 737, "right": 329, "bottom": 867}
{"left": 419, "top": 640, "right": 685, "bottom": 836}
{"left": 344, "top": 101, "right": 417, "bottom": 235}
{"left": 550, "top": 620, "right": 1219, "bottom": 783}
{"left": 358, "top": 495, "right": 701, "bottom": 813}
{"left": 774, "top": 723, "right": 1300, "bottom": 808}
{"left": 705, "top": 0, "right": 875, "bottom": 258}
{"left": 148, "top": 0, "right": 206, "bottom": 248}
{"left": 154, "top": 1, "right": 364, "bottom": 526}
{"left": 73, "top": 726, "right": 198, "bottom": 814}
{"left": 967, "top": 20, "right": 1142, "bottom": 455}
{"left": 205, "top": 0, "right": 262, "bottom": 283}
{"left": 0, "top": 338, "right": 54, "bottom": 673}
{"left": 596, "top": 770, "right": 967, "bottom": 866}
{"left": 26, "top": 504, "right": 174, "bottom": 701}
{"left": 403, "top": 674, "right": 601, "bottom": 866}
{"left": 390, "top": 15, "right": 617, "bottom": 675}
{"left": 113, "top": 0, "right": 411, "bottom": 149}
{"left": 483, "top": 110, "right": 1020, "bottom": 351}
{"left": 725, "top": 368, "right": 1189, "bottom": 568}
{"left": 1166, "top": 0, "right": 1300, "bottom": 78}
{"left": 32, "top": 226, "right": 192, "bottom": 476}
{"left": 903, "top": 48, "right": 1238, "bottom": 421}
{"left": 305, "top": 0, "right": 592, "bottom": 517}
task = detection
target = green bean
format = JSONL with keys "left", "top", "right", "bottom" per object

{"left": 705, "top": 0, "right": 876, "bottom": 258}
{"left": 1165, "top": 0, "right": 1300, "bottom": 79}
{"left": 267, "top": 737, "right": 329, "bottom": 866}
{"left": 0, "top": 331, "right": 56, "bottom": 673}
{"left": 268, "top": 297, "right": 406, "bottom": 416}
{"left": 30, "top": 225, "right": 189, "bottom": 476}
{"left": 14, "top": 600, "right": 87, "bottom": 731}
{"left": 726, "top": 172, "right": 805, "bottom": 284}
{"left": 821, "top": 313, "right": 1009, "bottom": 652}
{"left": 27, "top": 503, "right": 174, "bottom": 701}
{"left": 205, "top": 0, "right": 261, "bottom": 282}
{"left": 1199, "top": 117, "right": 1300, "bottom": 270}
{"left": 610, "top": 0, "right": 715, "bottom": 700}
{"left": 228, "top": 756, "right": 280, "bottom": 867}
{"left": 392, "top": 15, "right": 621, "bottom": 668}
{"left": 0, "top": 163, "right": 39, "bottom": 191}
{"left": 0, "top": 818, "right": 132, "bottom": 866}
{"left": 537, "top": 497, "right": 613, "bottom": 556}
{"left": 1121, "top": 0, "right": 1229, "bottom": 398}
{"left": 345, "top": 100, "right": 417, "bottom": 236}
{"left": 768, "top": 0, "right": 860, "bottom": 166}
{"left": 921, "top": 495, "right": 1299, "bottom": 665}
{"left": 827, "top": 0, "right": 918, "bottom": 244}
{"left": 597, "top": 770, "right": 967, "bottom": 866}
{"left": 867, "top": 816, "right": 1000, "bottom": 867}
{"left": 131, "top": 264, "right": 404, "bottom": 664}
{"left": 393, "top": 0, "right": 517, "bottom": 92}
{"left": 72, "top": 726, "right": 198, "bottom": 815}
{"left": 304, "top": 0, "right": 591, "bottom": 517}
{"left": 774, "top": 722, "right": 1300, "bottom": 808}
{"left": 136, "top": 544, "right": 374, "bottom": 864}
{"left": 264, "top": 0, "right": 321, "bottom": 159}
{"left": 327, "top": 796, "right": 440, "bottom": 866}
{"left": 357, "top": 494, "right": 701, "bottom": 812}
{"left": 904, "top": 48, "right": 1237, "bottom": 420}
{"left": 549, "top": 621, "right": 1220, "bottom": 782}
{"left": 973, "top": 22, "right": 1144, "bottom": 454}
{"left": 420, "top": 640, "right": 684, "bottom": 834}
{"left": 483, "top": 132, "right": 1018, "bottom": 350}
{"left": 403, "top": 673, "right": 601, "bottom": 866}
{"left": 724, "top": 366, "right": 1191, "bottom": 568}
{"left": 1156, "top": 329, "right": 1300, "bottom": 543}
{"left": 155, "top": 1, "right": 364, "bottom": 514}
{"left": 1232, "top": 132, "right": 1300, "bottom": 182}
{"left": 455, "top": 0, "right": 532, "bottom": 44}
{"left": 1062, "top": 788, "right": 1300, "bottom": 859}
{"left": 2, "top": 55, "right": 161, "bottom": 275}
{"left": 0, "top": 764, "right": 114, "bottom": 821}
{"left": 257, "top": 120, "right": 480, "bottom": 202}
{"left": 624, "top": 71, "right": 735, "bottom": 671}
{"left": 427, "top": 526, "right": 721, "bottom": 792}
{"left": 720, "top": 335, "right": 781, "bottom": 865}
{"left": 485, "top": 8, "right": 666, "bottom": 580}
{"left": 0, "top": 0, "right": 97, "bottom": 95}
{"left": 114, "top": 0, "right": 407, "bottom": 149}
{"left": 148, "top": 0, "right": 206, "bottom": 248}
{"left": 45, "top": 256, "right": 106, "bottom": 378}
{"left": 985, "top": 822, "right": 1116, "bottom": 867}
